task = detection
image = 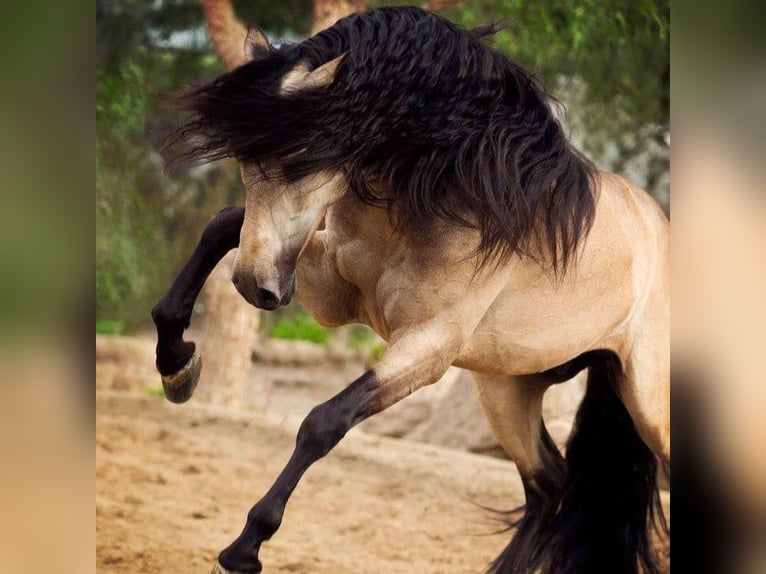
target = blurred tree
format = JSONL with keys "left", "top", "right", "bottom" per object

{"left": 313, "top": 0, "right": 367, "bottom": 32}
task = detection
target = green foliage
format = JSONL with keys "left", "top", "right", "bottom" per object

{"left": 442, "top": 0, "right": 669, "bottom": 149}
{"left": 96, "top": 133, "right": 244, "bottom": 328}
{"left": 96, "top": 319, "right": 125, "bottom": 335}
{"left": 344, "top": 325, "right": 387, "bottom": 364}
{"left": 145, "top": 387, "right": 166, "bottom": 399}
{"left": 368, "top": 340, "right": 386, "bottom": 363}
{"left": 270, "top": 313, "right": 329, "bottom": 344}
{"left": 96, "top": 138, "right": 167, "bottom": 328}
{"left": 96, "top": 62, "right": 147, "bottom": 134}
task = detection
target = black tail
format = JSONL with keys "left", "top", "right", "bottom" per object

{"left": 489, "top": 353, "right": 668, "bottom": 573}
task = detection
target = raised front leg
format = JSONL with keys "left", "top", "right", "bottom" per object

{"left": 151, "top": 206, "right": 244, "bottom": 403}
{"left": 214, "top": 321, "right": 462, "bottom": 573}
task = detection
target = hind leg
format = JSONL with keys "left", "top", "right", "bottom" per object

{"left": 619, "top": 335, "right": 671, "bottom": 462}
{"left": 472, "top": 373, "right": 565, "bottom": 572}
{"left": 617, "top": 265, "right": 670, "bottom": 463}
{"left": 473, "top": 373, "right": 562, "bottom": 487}
{"left": 472, "top": 352, "right": 598, "bottom": 495}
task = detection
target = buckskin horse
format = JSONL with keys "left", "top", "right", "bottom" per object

{"left": 152, "top": 5, "right": 669, "bottom": 573}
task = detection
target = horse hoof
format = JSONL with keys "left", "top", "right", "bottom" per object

{"left": 210, "top": 561, "right": 257, "bottom": 574}
{"left": 161, "top": 349, "right": 201, "bottom": 404}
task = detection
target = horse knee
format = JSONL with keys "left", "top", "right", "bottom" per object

{"left": 246, "top": 504, "right": 283, "bottom": 540}
{"left": 296, "top": 402, "right": 349, "bottom": 457}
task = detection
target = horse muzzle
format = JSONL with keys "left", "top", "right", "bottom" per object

{"left": 232, "top": 270, "right": 295, "bottom": 311}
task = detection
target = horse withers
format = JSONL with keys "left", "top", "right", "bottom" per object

{"left": 152, "top": 7, "right": 669, "bottom": 573}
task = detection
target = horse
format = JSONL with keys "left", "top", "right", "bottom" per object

{"left": 152, "top": 6, "right": 669, "bottom": 573}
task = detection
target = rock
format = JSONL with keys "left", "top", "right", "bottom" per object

{"left": 252, "top": 336, "right": 361, "bottom": 368}
{"left": 542, "top": 371, "right": 587, "bottom": 448}
{"left": 407, "top": 369, "right": 498, "bottom": 454}
{"left": 96, "top": 334, "right": 155, "bottom": 368}
{"left": 359, "top": 368, "right": 458, "bottom": 438}
{"left": 96, "top": 334, "right": 158, "bottom": 393}
{"left": 360, "top": 368, "right": 497, "bottom": 455}
{"left": 253, "top": 338, "right": 332, "bottom": 366}
{"left": 543, "top": 371, "right": 586, "bottom": 424}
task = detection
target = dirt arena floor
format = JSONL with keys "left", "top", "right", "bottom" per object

{"left": 96, "top": 335, "right": 669, "bottom": 574}
{"left": 97, "top": 392, "right": 528, "bottom": 574}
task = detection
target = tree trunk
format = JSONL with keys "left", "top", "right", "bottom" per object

{"left": 196, "top": 251, "right": 261, "bottom": 407}
{"left": 312, "top": 0, "right": 366, "bottom": 34}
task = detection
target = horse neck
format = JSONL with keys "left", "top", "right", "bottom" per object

{"left": 326, "top": 192, "right": 397, "bottom": 244}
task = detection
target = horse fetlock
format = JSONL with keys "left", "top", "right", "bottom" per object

{"left": 151, "top": 300, "right": 189, "bottom": 334}
{"left": 161, "top": 349, "right": 202, "bottom": 403}
{"left": 155, "top": 335, "right": 196, "bottom": 374}
{"left": 246, "top": 503, "right": 284, "bottom": 539}
{"left": 217, "top": 541, "right": 264, "bottom": 574}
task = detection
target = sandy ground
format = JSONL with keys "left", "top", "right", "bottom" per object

{"left": 96, "top": 335, "right": 669, "bottom": 573}
{"left": 97, "top": 392, "right": 525, "bottom": 574}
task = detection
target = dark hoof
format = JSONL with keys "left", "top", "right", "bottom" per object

{"left": 211, "top": 561, "right": 260, "bottom": 574}
{"left": 161, "top": 349, "right": 201, "bottom": 404}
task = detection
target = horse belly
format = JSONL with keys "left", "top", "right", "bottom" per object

{"left": 454, "top": 276, "right": 634, "bottom": 375}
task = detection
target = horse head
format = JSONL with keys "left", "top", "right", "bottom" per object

{"left": 232, "top": 166, "right": 345, "bottom": 310}
{"left": 227, "top": 29, "right": 347, "bottom": 310}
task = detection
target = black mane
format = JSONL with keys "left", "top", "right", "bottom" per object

{"left": 168, "top": 6, "right": 598, "bottom": 273}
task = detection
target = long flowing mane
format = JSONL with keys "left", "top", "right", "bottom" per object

{"left": 168, "top": 6, "right": 598, "bottom": 273}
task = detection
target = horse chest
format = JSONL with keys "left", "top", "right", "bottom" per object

{"left": 327, "top": 231, "right": 390, "bottom": 334}
{"left": 324, "top": 207, "right": 415, "bottom": 337}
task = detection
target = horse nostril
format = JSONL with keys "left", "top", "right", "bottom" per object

{"left": 256, "top": 288, "right": 280, "bottom": 310}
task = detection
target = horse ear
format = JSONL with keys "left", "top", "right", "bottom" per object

{"left": 279, "top": 54, "right": 346, "bottom": 94}
{"left": 244, "top": 24, "right": 271, "bottom": 61}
